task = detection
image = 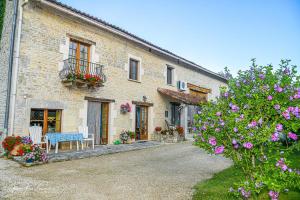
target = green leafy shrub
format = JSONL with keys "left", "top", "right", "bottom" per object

{"left": 0, "top": 0, "right": 5, "bottom": 39}
{"left": 194, "top": 60, "right": 300, "bottom": 199}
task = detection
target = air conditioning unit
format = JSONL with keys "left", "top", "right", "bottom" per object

{"left": 177, "top": 81, "right": 187, "bottom": 91}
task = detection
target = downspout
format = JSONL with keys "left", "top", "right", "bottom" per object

{"left": 4, "top": 0, "right": 19, "bottom": 135}
{"left": 6, "top": 0, "right": 27, "bottom": 135}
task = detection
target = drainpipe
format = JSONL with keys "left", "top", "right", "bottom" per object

{"left": 5, "top": 0, "right": 27, "bottom": 135}
{"left": 4, "top": 0, "right": 19, "bottom": 135}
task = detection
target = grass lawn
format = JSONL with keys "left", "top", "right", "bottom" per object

{"left": 193, "top": 152, "right": 300, "bottom": 200}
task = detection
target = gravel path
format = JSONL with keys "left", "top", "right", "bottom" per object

{"left": 0, "top": 142, "right": 232, "bottom": 200}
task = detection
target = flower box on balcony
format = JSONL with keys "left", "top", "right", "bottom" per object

{"left": 59, "top": 58, "right": 106, "bottom": 89}
{"left": 62, "top": 80, "right": 74, "bottom": 87}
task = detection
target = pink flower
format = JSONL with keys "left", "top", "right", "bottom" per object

{"left": 216, "top": 112, "right": 222, "bottom": 116}
{"left": 276, "top": 158, "right": 288, "bottom": 171}
{"left": 269, "top": 191, "right": 279, "bottom": 200}
{"left": 243, "top": 142, "right": 253, "bottom": 149}
{"left": 231, "top": 105, "right": 239, "bottom": 112}
{"left": 214, "top": 145, "right": 225, "bottom": 154}
{"left": 275, "top": 124, "right": 283, "bottom": 132}
{"left": 233, "top": 127, "right": 238, "bottom": 132}
{"left": 215, "top": 128, "right": 220, "bottom": 132}
{"left": 248, "top": 120, "right": 257, "bottom": 128}
{"left": 271, "top": 133, "right": 279, "bottom": 142}
{"left": 282, "top": 110, "right": 290, "bottom": 120}
{"left": 232, "top": 139, "right": 238, "bottom": 145}
{"left": 267, "top": 95, "right": 273, "bottom": 101}
{"left": 208, "top": 137, "right": 217, "bottom": 146}
{"left": 274, "top": 84, "right": 283, "bottom": 93}
{"left": 288, "top": 132, "right": 298, "bottom": 140}
{"left": 274, "top": 104, "right": 280, "bottom": 110}
{"left": 288, "top": 107, "right": 294, "bottom": 112}
{"left": 259, "top": 73, "right": 265, "bottom": 79}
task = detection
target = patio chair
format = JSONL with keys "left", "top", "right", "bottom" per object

{"left": 28, "top": 126, "right": 48, "bottom": 152}
{"left": 78, "top": 126, "right": 94, "bottom": 149}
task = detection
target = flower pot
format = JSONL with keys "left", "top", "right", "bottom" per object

{"left": 75, "top": 79, "right": 87, "bottom": 88}
{"left": 62, "top": 80, "right": 74, "bottom": 87}
{"left": 26, "top": 159, "right": 34, "bottom": 163}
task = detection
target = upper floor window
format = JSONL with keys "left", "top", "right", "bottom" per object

{"left": 129, "top": 58, "right": 139, "bottom": 81}
{"left": 167, "top": 66, "right": 173, "bottom": 85}
{"left": 69, "top": 39, "right": 90, "bottom": 72}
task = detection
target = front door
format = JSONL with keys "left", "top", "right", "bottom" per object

{"left": 87, "top": 101, "right": 109, "bottom": 145}
{"left": 135, "top": 106, "right": 148, "bottom": 140}
{"left": 87, "top": 101, "right": 101, "bottom": 145}
{"left": 100, "top": 103, "right": 109, "bottom": 144}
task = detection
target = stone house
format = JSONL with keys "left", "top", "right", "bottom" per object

{"left": 0, "top": 0, "right": 227, "bottom": 144}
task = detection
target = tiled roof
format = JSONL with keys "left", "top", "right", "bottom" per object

{"left": 44, "top": 0, "right": 227, "bottom": 83}
{"left": 157, "top": 87, "right": 207, "bottom": 105}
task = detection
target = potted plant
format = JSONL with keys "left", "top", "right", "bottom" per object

{"left": 120, "top": 103, "right": 131, "bottom": 114}
{"left": 155, "top": 126, "right": 162, "bottom": 132}
{"left": 120, "top": 130, "right": 129, "bottom": 144}
{"left": 85, "top": 74, "right": 103, "bottom": 88}
{"left": 176, "top": 126, "right": 184, "bottom": 137}
{"left": 129, "top": 131, "right": 135, "bottom": 143}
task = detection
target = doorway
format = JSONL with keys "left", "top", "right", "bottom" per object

{"left": 87, "top": 101, "right": 109, "bottom": 145}
{"left": 170, "top": 102, "right": 181, "bottom": 126}
{"left": 135, "top": 106, "right": 148, "bottom": 140}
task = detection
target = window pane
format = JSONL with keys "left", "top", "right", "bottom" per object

{"left": 129, "top": 59, "right": 138, "bottom": 80}
{"left": 30, "top": 109, "right": 44, "bottom": 129}
{"left": 167, "top": 67, "right": 173, "bottom": 85}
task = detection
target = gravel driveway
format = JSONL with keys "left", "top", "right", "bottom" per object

{"left": 0, "top": 142, "right": 232, "bottom": 200}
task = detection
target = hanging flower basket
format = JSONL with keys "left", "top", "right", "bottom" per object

{"left": 120, "top": 103, "right": 131, "bottom": 114}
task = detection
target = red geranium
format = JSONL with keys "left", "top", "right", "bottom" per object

{"left": 2, "top": 136, "right": 22, "bottom": 152}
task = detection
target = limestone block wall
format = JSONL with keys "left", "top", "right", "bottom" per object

{"left": 11, "top": 2, "right": 227, "bottom": 143}
{"left": 0, "top": 0, "right": 14, "bottom": 128}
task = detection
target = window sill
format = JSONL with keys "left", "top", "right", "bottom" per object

{"left": 167, "top": 84, "right": 175, "bottom": 87}
{"left": 128, "top": 79, "right": 141, "bottom": 83}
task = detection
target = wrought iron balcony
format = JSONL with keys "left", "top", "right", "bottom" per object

{"left": 59, "top": 58, "right": 106, "bottom": 88}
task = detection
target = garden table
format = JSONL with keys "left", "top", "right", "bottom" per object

{"left": 46, "top": 132, "right": 84, "bottom": 154}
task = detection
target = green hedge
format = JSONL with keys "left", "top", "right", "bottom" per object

{"left": 0, "top": 0, "right": 5, "bottom": 39}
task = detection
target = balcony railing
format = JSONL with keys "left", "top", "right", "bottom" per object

{"left": 59, "top": 58, "right": 106, "bottom": 88}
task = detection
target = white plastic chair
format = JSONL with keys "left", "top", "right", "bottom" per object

{"left": 28, "top": 126, "right": 48, "bottom": 152}
{"left": 78, "top": 126, "right": 94, "bottom": 149}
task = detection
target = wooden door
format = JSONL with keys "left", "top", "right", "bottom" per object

{"left": 135, "top": 106, "right": 148, "bottom": 140}
{"left": 87, "top": 101, "right": 101, "bottom": 145}
{"left": 100, "top": 103, "right": 109, "bottom": 144}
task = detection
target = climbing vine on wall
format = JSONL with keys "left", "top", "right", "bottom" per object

{"left": 0, "top": 0, "right": 5, "bottom": 40}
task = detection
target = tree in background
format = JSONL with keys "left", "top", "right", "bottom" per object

{"left": 0, "top": 0, "right": 5, "bottom": 40}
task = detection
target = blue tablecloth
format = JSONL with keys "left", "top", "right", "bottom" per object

{"left": 46, "top": 133, "right": 83, "bottom": 144}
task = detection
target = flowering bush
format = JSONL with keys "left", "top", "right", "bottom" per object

{"left": 2, "top": 136, "right": 22, "bottom": 154}
{"left": 21, "top": 136, "right": 32, "bottom": 145}
{"left": 194, "top": 60, "right": 300, "bottom": 199}
{"left": 24, "top": 144, "right": 48, "bottom": 163}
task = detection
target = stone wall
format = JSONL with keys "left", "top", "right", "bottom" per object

{"left": 0, "top": 0, "right": 14, "bottom": 129}
{"left": 11, "top": 2, "right": 227, "bottom": 143}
